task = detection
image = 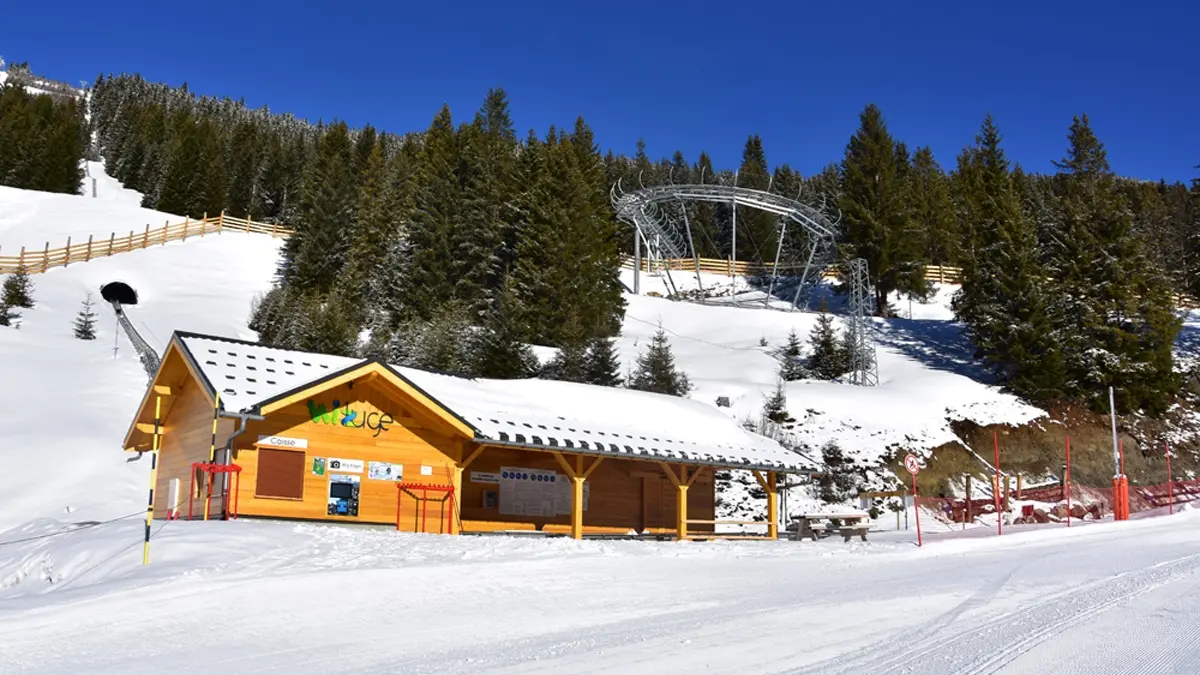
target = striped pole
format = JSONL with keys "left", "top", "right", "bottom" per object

{"left": 203, "top": 392, "right": 221, "bottom": 521}
{"left": 142, "top": 396, "right": 162, "bottom": 565}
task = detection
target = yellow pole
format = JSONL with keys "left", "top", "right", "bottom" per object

{"left": 676, "top": 484, "right": 689, "bottom": 541}
{"left": 571, "top": 476, "right": 585, "bottom": 540}
{"left": 767, "top": 471, "right": 779, "bottom": 540}
{"left": 142, "top": 396, "right": 162, "bottom": 565}
{"left": 203, "top": 391, "right": 221, "bottom": 521}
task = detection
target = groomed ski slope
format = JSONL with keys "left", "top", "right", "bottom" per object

{"left": 4, "top": 511, "right": 1200, "bottom": 674}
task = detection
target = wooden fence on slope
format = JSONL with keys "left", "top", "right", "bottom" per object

{"left": 0, "top": 212, "right": 293, "bottom": 274}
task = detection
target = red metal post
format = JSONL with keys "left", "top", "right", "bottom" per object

{"left": 994, "top": 431, "right": 1002, "bottom": 536}
{"left": 188, "top": 464, "right": 196, "bottom": 521}
{"left": 421, "top": 488, "right": 429, "bottom": 533}
{"left": 400, "top": 482, "right": 410, "bottom": 530}
{"left": 912, "top": 473, "right": 922, "bottom": 547}
{"left": 1065, "top": 435, "right": 1072, "bottom": 528}
{"left": 1167, "top": 440, "right": 1174, "bottom": 515}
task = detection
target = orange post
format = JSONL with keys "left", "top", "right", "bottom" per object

{"left": 1065, "top": 435, "right": 1072, "bottom": 527}
{"left": 993, "top": 431, "right": 1002, "bottom": 536}
{"left": 1166, "top": 440, "right": 1174, "bottom": 515}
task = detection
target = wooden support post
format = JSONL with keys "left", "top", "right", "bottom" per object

{"left": 767, "top": 471, "right": 778, "bottom": 540}
{"left": 107, "top": 233, "right": 114, "bottom": 256}
{"left": 64, "top": 236, "right": 71, "bottom": 267}
{"left": 162, "top": 221, "right": 169, "bottom": 246}
{"left": 218, "top": 211, "right": 225, "bottom": 234}
{"left": 41, "top": 242, "right": 48, "bottom": 272}
{"left": 18, "top": 246, "right": 25, "bottom": 272}
{"left": 86, "top": 234, "right": 93, "bottom": 261}
{"left": 143, "top": 223, "right": 150, "bottom": 248}
{"left": 1016, "top": 474, "right": 1023, "bottom": 500}
{"left": 553, "top": 452, "right": 603, "bottom": 540}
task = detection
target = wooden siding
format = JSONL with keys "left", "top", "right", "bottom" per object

{"left": 458, "top": 445, "right": 715, "bottom": 535}
{"left": 230, "top": 379, "right": 465, "bottom": 527}
{"left": 155, "top": 373, "right": 235, "bottom": 518}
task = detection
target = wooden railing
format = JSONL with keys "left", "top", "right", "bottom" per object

{"left": 0, "top": 212, "right": 293, "bottom": 275}
{"left": 622, "top": 256, "right": 964, "bottom": 284}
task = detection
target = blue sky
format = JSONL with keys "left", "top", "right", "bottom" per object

{"left": 3, "top": 0, "right": 1196, "bottom": 182}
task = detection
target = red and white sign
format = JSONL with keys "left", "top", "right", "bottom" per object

{"left": 904, "top": 453, "right": 920, "bottom": 476}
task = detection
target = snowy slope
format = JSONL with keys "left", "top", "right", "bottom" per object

{"left": 0, "top": 162, "right": 1050, "bottom": 531}
{"left": 0, "top": 168, "right": 281, "bottom": 531}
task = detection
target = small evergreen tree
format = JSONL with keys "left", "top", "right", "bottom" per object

{"left": 73, "top": 293, "right": 97, "bottom": 339}
{"left": 0, "top": 298, "right": 15, "bottom": 327}
{"left": 808, "top": 313, "right": 848, "bottom": 380}
{"left": 817, "top": 441, "right": 860, "bottom": 504}
{"left": 628, "top": 326, "right": 692, "bottom": 396}
{"left": 775, "top": 328, "right": 808, "bottom": 381}
{"left": 542, "top": 340, "right": 589, "bottom": 383}
{"left": 584, "top": 336, "right": 623, "bottom": 387}
{"left": 762, "top": 380, "right": 793, "bottom": 424}
{"left": 2, "top": 268, "right": 34, "bottom": 309}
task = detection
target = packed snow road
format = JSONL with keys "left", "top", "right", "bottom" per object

{"left": 2, "top": 511, "right": 1199, "bottom": 674}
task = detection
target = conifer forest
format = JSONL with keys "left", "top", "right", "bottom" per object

{"left": 1, "top": 67, "right": 1198, "bottom": 416}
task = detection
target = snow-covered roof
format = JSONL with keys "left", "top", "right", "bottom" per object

{"left": 172, "top": 332, "right": 807, "bottom": 473}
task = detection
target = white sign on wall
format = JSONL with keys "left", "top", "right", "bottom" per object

{"left": 471, "top": 471, "right": 501, "bottom": 484}
{"left": 368, "top": 461, "right": 403, "bottom": 481}
{"left": 257, "top": 435, "right": 309, "bottom": 449}
{"left": 499, "top": 466, "right": 588, "bottom": 517}
{"left": 327, "top": 458, "right": 364, "bottom": 473}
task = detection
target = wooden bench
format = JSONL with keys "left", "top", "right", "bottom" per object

{"left": 792, "top": 513, "right": 871, "bottom": 542}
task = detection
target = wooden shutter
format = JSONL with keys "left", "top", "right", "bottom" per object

{"left": 255, "top": 448, "right": 305, "bottom": 499}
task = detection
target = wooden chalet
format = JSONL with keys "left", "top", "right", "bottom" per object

{"left": 122, "top": 332, "right": 808, "bottom": 540}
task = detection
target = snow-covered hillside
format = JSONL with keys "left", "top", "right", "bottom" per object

{"left": 0, "top": 162, "right": 1054, "bottom": 532}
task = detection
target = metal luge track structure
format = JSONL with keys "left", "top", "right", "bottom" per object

{"left": 611, "top": 178, "right": 878, "bottom": 387}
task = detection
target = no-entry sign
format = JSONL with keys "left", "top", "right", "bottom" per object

{"left": 904, "top": 454, "right": 920, "bottom": 475}
{"left": 904, "top": 453, "right": 922, "bottom": 547}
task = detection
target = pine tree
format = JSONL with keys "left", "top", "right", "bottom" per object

{"left": 455, "top": 89, "right": 517, "bottom": 318}
{"left": 73, "top": 292, "right": 98, "bottom": 339}
{"left": 0, "top": 297, "right": 15, "bottom": 327}
{"left": 734, "top": 134, "right": 777, "bottom": 264}
{"left": 817, "top": 441, "right": 860, "bottom": 504}
{"left": 629, "top": 326, "right": 692, "bottom": 396}
{"left": 403, "top": 106, "right": 460, "bottom": 319}
{"left": 763, "top": 380, "right": 792, "bottom": 424}
{"left": 1046, "top": 115, "right": 1180, "bottom": 412}
{"left": 584, "top": 336, "right": 624, "bottom": 387}
{"left": 2, "top": 267, "right": 34, "bottom": 309}
{"left": 776, "top": 328, "right": 809, "bottom": 380}
{"left": 840, "top": 104, "right": 928, "bottom": 314}
{"left": 950, "top": 116, "right": 1063, "bottom": 399}
{"left": 473, "top": 280, "right": 538, "bottom": 379}
{"left": 542, "top": 340, "right": 589, "bottom": 383}
{"left": 910, "top": 146, "right": 958, "bottom": 266}
{"left": 282, "top": 121, "right": 356, "bottom": 293}
{"left": 808, "top": 313, "right": 848, "bottom": 380}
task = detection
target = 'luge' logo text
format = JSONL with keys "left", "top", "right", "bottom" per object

{"left": 307, "top": 400, "right": 393, "bottom": 437}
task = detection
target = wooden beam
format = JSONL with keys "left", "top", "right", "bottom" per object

{"left": 686, "top": 466, "right": 706, "bottom": 487}
{"left": 459, "top": 444, "right": 486, "bottom": 469}
{"left": 152, "top": 384, "right": 173, "bottom": 396}
{"left": 135, "top": 423, "right": 157, "bottom": 434}
{"left": 657, "top": 462, "right": 681, "bottom": 488}
{"left": 751, "top": 469, "right": 769, "bottom": 492}
{"left": 582, "top": 456, "right": 604, "bottom": 480}
{"left": 552, "top": 451, "right": 577, "bottom": 479}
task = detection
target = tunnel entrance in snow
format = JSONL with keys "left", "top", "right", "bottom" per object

{"left": 100, "top": 282, "right": 138, "bottom": 306}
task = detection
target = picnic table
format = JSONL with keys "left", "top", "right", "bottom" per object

{"left": 791, "top": 512, "right": 871, "bottom": 542}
